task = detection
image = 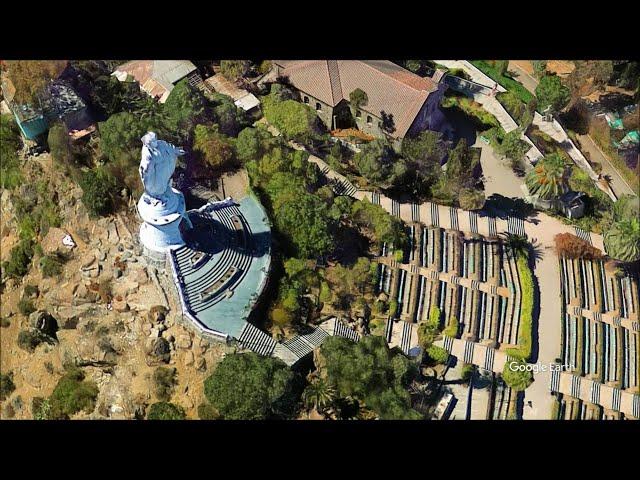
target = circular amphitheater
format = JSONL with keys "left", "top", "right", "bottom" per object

{"left": 168, "top": 195, "right": 272, "bottom": 340}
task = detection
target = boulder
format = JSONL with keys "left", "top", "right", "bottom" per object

{"left": 195, "top": 357, "right": 206, "bottom": 372}
{"left": 176, "top": 334, "right": 192, "bottom": 350}
{"left": 148, "top": 337, "right": 171, "bottom": 363}
{"left": 161, "top": 331, "right": 175, "bottom": 343}
{"left": 148, "top": 305, "right": 168, "bottom": 324}
{"left": 41, "top": 227, "right": 73, "bottom": 255}
{"left": 183, "top": 350, "right": 195, "bottom": 366}
{"left": 112, "top": 295, "right": 129, "bottom": 313}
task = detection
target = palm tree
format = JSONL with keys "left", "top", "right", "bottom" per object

{"left": 500, "top": 233, "right": 530, "bottom": 259}
{"left": 302, "top": 378, "right": 336, "bottom": 413}
{"left": 604, "top": 218, "right": 640, "bottom": 263}
{"left": 525, "top": 154, "right": 569, "bottom": 200}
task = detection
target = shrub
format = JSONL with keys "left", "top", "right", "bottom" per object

{"left": 0, "top": 372, "right": 16, "bottom": 401}
{"left": 388, "top": 299, "right": 398, "bottom": 318}
{"left": 461, "top": 363, "right": 474, "bottom": 384}
{"left": 0, "top": 317, "right": 10, "bottom": 328}
{"left": 2, "top": 239, "right": 34, "bottom": 279}
{"left": 426, "top": 345, "right": 449, "bottom": 365}
{"left": 497, "top": 91, "right": 525, "bottom": 122}
{"left": 18, "top": 298, "right": 36, "bottom": 316}
{"left": 48, "top": 368, "right": 99, "bottom": 419}
{"left": 505, "top": 253, "right": 534, "bottom": 361}
{"left": 554, "top": 233, "right": 604, "bottom": 260}
{"left": 502, "top": 360, "right": 533, "bottom": 391}
{"left": 17, "top": 330, "right": 46, "bottom": 352}
{"left": 40, "top": 253, "right": 65, "bottom": 277}
{"left": 443, "top": 316, "right": 459, "bottom": 337}
{"left": 32, "top": 397, "right": 51, "bottom": 420}
{"left": 152, "top": 367, "right": 177, "bottom": 401}
{"left": 79, "top": 167, "right": 117, "bottom": 217}
{"left": 147, "top": 401, "right": 186, "bottom": 420}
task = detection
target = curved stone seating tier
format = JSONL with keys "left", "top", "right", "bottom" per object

{"left": 190, "top": 208, "right": 254, "bottom": 311}
{"left": 175, "top": 205, "right": 254, "bottom": 313}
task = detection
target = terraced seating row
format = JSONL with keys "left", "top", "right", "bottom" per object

{"left": 178, "top": 206, "right": 254, "bottom": 313}
{"left": 560, "top": 254, "right": 639, "bottom": 391}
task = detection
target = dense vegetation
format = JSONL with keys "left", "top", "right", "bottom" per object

{"left": 0, "top": 114, "right": 22, "bottom": 190}
{"left": 317, "top": 335, "right": 421, "bottom": 419}
{"left": 203, "top": 353, "right": 301, "bottom": 420}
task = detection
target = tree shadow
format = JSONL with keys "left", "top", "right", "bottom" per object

{"left": 483, "top": 194, "right": 536, "bottom": 219}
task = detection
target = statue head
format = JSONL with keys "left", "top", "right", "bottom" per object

{"left": 141, "top": 131, "right": 159, "bottom": 148}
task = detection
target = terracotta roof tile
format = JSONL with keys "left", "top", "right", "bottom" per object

{"left": 276, "top": 60, "right": 439, "bottom": 138}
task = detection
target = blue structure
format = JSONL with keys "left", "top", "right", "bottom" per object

{"left": 169, "top": 195, "right": 271, "bottom": 339}
{"left": 12, "top": 104, "right": 48, "bottom": 140}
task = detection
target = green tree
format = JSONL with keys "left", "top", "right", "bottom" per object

{"left": 262, "top": 95, "right": 321, "bottom": 144}
{"left": 350, "top": 199, "right": 407, "bottom": 247}
{"left": 79, "top": 167, "right": 117, "bottom": 217}
{"left": 235, "top": 126, "right": 275, "bottom": 163}
{"left": 193, "top": 124, "right": 236, "bottom": 170}
{"left": 220, "top": 60, "right": 250, "bottom": 81}
{"left": 204, "top": 353, "right": 300, "bottom": 420}
{"left": 146, "top": 401, "right": 186, "bottom": 420}
{"left": 98, "top": 111, "right": 170, "bottom": 163}
{"left": 349, "top": 88, "right": 368, "bottom": 111}
{"left": 318, "top": 335, "right": 421, "bottom": 420}
{"left": 163, "top": 79, "right": 210, "bottom": 140}
{"left": 270, "top": 182, "right": 334, "bottom": 258}
{"left": 604, "top": 218, "right": 640, "bottom": 263}
{"left": 354, "top": 139, "right": 405, "bottom": 187}
{"left": 498, "top": 129, "right": 530, "bottom": 167}
{"left": 0, "top": 114, "right": 22, "bottom": 190}
{"left": 535, "top": 74, "right": 570, "bottom": 114}
{"left": 525, "top": 153, "right": 569, "bottom": 200}
{"left": 302, "top": 377, "right": 336, "bottom": 413}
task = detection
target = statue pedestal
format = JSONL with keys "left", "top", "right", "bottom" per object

{"left": 137, "top": 187, "right": 188, "bottom": 262}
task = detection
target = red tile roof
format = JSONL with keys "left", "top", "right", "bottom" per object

{"left": 274, "top": 60, "right": 439, "bottom": 138}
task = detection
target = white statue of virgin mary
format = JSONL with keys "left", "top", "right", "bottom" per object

{"left": 139, "top": 131, "right": 185, "bottom": 203}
